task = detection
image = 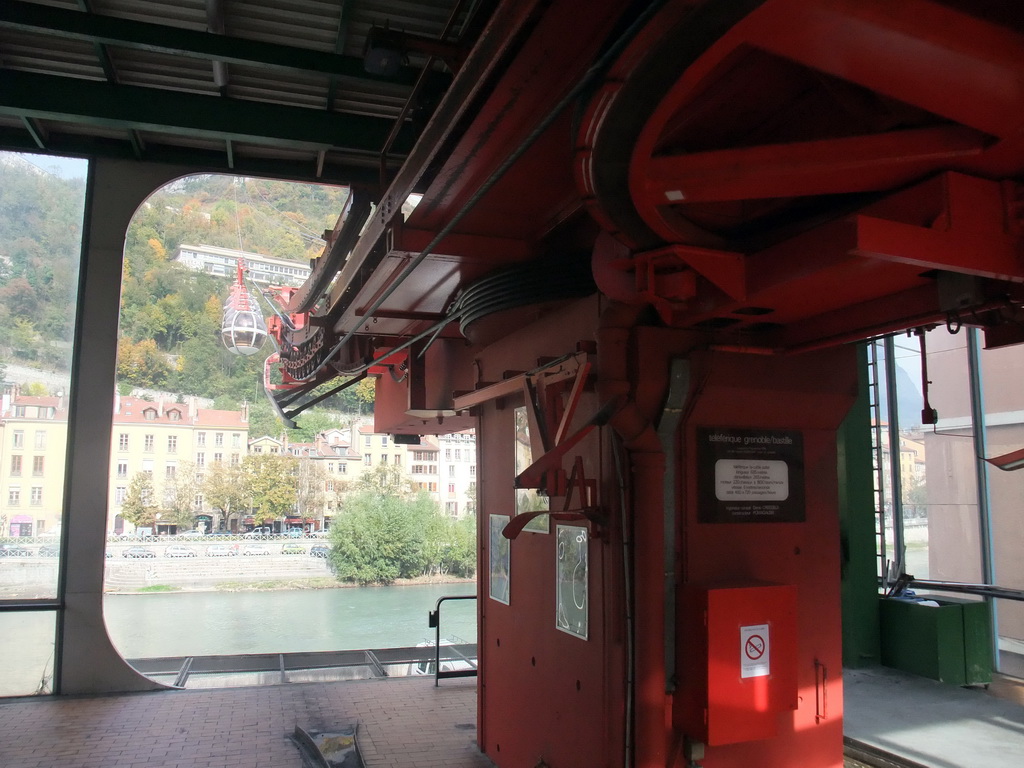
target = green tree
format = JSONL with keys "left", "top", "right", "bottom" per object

{"left": 291, "top": 409, "right": 340, "bottom": 442}
{"left": 295, "top": 459, "right": 328, "bottom": 521}
{"left": 10, "top": 318, "right": 40, "bottom": 360}
{"left": 246, "top": 397, "right": 282, "bottom": 440}
{"left": 355, "top": 462, "right": 414, "bottom": 497}
{"left": 121, "top": 472, "right": 158, "bottom": 528}
{"left": 242, "top": 453, "right": 298, "bottom": 525}
{"left": 161, "top": 461, "right": 201, "bottom": 530}
{"left": 327, "top": 491, "right": 434, "bottom": 585}
{"left": 421, "top": 512, "right": 477, "bottom": 578}
{"left": 117, "top": 338, "right": 172, "bottom": 388}
{"left": 202, "top": 460, "right": 249, "bottom": 529}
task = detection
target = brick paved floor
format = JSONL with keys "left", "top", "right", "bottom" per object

{"left": 0, "top": 677, "right": 494, "bottom": 768}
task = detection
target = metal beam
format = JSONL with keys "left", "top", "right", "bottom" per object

{"left": 643, "top": 126, "right": 990, "bottom": 203}
{"left": 0, "top": 127, "right": 382, "bottom": 186}
{"left": 20, "top": 116, "right": 47, "bottom": 149}
{"left": 0, "top": 70, "right": 417, "bottom": 154}
{"left": 326, "top": 0, "right": 354, "bottom": 111}
{"left": 0, "top": 0, "right": 445, "bottom": 89}
{"left": 853, "top": 215, "right": 1024, "bottom": 283}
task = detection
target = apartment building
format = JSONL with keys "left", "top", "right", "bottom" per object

{"left": 0, "top": 393, "right": 69, "bottom": 537}
{"left": 437, "top": 432, "right": 477, "bottom": 517}
{"left": 108, "top": 396, "right": 249, "bottom": 534}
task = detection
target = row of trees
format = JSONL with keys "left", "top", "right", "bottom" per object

{"left": 120, "top": 453, "right": 325, "bottom": 531}
{"left": 120, "top": 459, "right": 477, "bottom": 585}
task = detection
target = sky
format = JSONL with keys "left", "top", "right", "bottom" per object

{"left": 19, "top": 152, "right": 89, "bottom": 180}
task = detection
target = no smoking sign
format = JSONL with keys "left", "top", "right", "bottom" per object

{"left": 740, "top": 624, "right": 770, "bottom": 678}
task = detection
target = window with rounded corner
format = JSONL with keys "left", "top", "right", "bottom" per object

{"left": 102, "top": 175, "right": 477, "bottom": 688}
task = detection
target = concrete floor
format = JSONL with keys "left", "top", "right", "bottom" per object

{"left": 844, "top": 666, "right": 1024, "bottom": 768}
{"left": 0, "top": 676, "right": 493, "bottom": 768}
{"left": 2, "top": 666, "right": 1021, "bottom": 767}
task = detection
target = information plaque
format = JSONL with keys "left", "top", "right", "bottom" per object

{"left": 697, "top": 428, "right": 805, "bottom": 523}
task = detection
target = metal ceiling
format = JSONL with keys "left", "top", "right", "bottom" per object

{"left": 0, "top": 0, "right": 487, "bottom": 185}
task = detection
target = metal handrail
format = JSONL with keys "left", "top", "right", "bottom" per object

{"left": 428, "top": 594, "right": 478, "bottom": 686}
{"left": 909, "top": 578, "right": 1024, "bottom": 603}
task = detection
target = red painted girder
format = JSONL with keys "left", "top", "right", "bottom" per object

{"left": 749, "top": 0, "right": 1024, "bottom": 141}
{"left": 410, "top": 0, "right": 629, "bottom": 233}
{"left": 329, "top": 224, "right": 532, "bottom": 337}
{"left": 390, "top": 222, "right": 532, "bottom": 262}
{"left": 623, "top": 0, "right": 1024, "bottom": 246}
{"left": 412, "top": 111, "right": 584, "bottom": 242}
{"left": 675, "top": 199, "right": 1023, "bottom": 328}
{"left": 852, "top": 215, "right": 1024, "bottom": 282}
{"left": 642, "top": 126, "right": 989, "bottom": 204}
{"left": 775, "top": 283, "right": 1013, "bottom": 354}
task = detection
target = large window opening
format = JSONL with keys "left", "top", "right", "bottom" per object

{"left": 102, "top": 174, "right": 477, "bottom": 687}
{"left": 872, "top": 327, "right": 1024, "bottom": 676}
{"left": 0, "top": 151, "right": 88, "bottom": 696}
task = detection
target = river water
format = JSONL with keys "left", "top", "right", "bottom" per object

{"left": 104, "top": 582, "right": 478, "bottom": 659}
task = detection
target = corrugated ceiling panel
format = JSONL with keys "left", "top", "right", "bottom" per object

{"left": 134, "top": 130, "right": 229, "bottom": 151}
{"left": 106, "top": 48, "right": 220, "bottom": 95}
{"left": 43, "top": 119, "right": 130, "bottom": 140}
{"left": 229, "top": 141, "right": 322, "bottom": 163}
{"left": 0, "top": 30, "right": 105, "bottom": 79}
{"left": 331, "top": 92, "right": 408, "bottom": 120}
{"left": 91, "top": 0, "right": 207, "bottom": 29}
{"left": 16, "top": 1, "right": 80, "bottom": 10}
{"left": 227, "top": 65, "right": 330, "bottom": 110}
{"left": 225, "top": 0, "right": 344, "bottom": 52}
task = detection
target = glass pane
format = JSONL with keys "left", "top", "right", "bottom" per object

{"left": 978, "top": 337, "right": 1024, "bottom": 675}
{"left": 0, "top": 611, "right": 56, "bottom": 696}
{"left": 912, "top": 329, "right": 982, "bottom": 583}
{"left": 0, "top": 152, "right": 88, "bottom": 600}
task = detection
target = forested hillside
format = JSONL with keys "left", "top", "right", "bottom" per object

{"left": 0, "top": 154, "right": 370, "bottom": 437}
{"left": 0, "top": 155, "right": 86, "bottom": 368}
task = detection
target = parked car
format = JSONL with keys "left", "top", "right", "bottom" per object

{"left": 242, "top": 545, "right": 269, "bottom": 556}
{"left": 310, "top": 545, "right": 329, "bottom": 559}
{"left": 122, "top": 546, "right": 156, "bottom": 558}
{"left": 178, "top": 530, "right": 205, "bottom": 538}
{"left": 0, "top": 543, "right": 32, "bottom": 557}
{"left": 38, "top": 544, "right": 61, "bottom": 557}
{"left": 286, "top": 528, "right": 305, "bottom": 538}
{"left": 205, "top": 544, "right": 238, "bottom": 557}
{"left": 164, "top": 545, "right": 197, "bottom": 558}
{"left": 243, "top": 527, "right": 273, "bottom": 538}
{"left": 281, "top": 542, "right": 305, "bottom": 555}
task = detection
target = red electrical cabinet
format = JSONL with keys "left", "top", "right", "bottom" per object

{"left": 677, "top": 583, "right": 799, "bottom": 746}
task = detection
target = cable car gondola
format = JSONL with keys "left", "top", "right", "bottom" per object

{"left": 221, "top": 259, "right": 268, "bottom": 356}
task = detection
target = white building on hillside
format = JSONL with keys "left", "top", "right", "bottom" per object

{"left": 174, "top": 243, "right": 311, "bottom": 286}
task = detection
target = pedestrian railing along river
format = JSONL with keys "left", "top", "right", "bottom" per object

{"left": 130, "top": 643, "right": 479, "bottom": 688}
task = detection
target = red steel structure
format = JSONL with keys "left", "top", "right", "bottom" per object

{"left": 265, "top": 2, "right": 1024, "bottom": 766}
